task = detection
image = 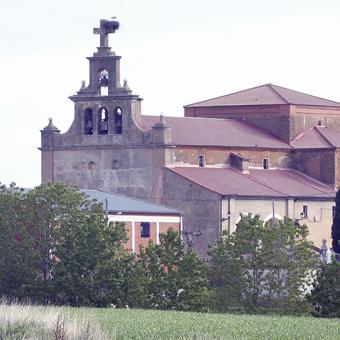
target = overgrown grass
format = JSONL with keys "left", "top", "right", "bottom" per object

{"left": 0, "top": 303, "right": 339, "bottom": 339}
{"left": 0, "top": 302, "right": 109, "bottom": 339}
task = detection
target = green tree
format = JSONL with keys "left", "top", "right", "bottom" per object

{"left": 209, "top": 214, "right": 318, "bottom": 313}
{"left": 135, "top": 229, "right": 209, "bottom": 311}
{"left": 308, "top": 259, "right": 340, "bottom": 318}
{"left": 26, "top": 183, "right": 132, "bottom": 306}
{"left": 0, "top": 182, "right": 133, "bottom": 306}
{"left": 0, "top": 183, "right": 41, "bottom": 298}
{"left": 332, "top": 188, "right": 340, "bottom": 254}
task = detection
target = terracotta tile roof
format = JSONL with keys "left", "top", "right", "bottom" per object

{"left": 167, "top": 167, "right": 335, "bottom": 198}
{"left": 142, "top": 115, "right": 291, "bottom": 149}
{"left": 185, "top": 84, "right": 340, "bottom": 108}
{"left": 291, "top": 126, "right": 340, "bottom": 149}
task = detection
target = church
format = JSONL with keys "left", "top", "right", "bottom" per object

{"left": 40, "top": 19, "right": 338, "bottom": 256}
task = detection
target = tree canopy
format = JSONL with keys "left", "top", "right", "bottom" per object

{"left": 209, "top": 214, "right": 318, "bottom": 313}
{"left": 0, "top": 182, "right": 132, "bottom": 306}
{"left": 332, "top": 188, "right": 340, "bottom": 254}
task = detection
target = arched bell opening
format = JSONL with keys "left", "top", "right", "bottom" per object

{"left": 99, "top": 69, "right": 109, "bottom": 96}
{"left": 114, "top": 107, "right": 122, "bottom": 134}
{"left": 98, "top": 107, "right": 108, "bottom": 135}
{"left": 84, "top": 108, "right": 93, "bottom": 135}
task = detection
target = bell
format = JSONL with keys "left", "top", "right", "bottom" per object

{"left": 86, "top": 120, "right": 93, "bottom": 128}
{"left": 100, "top": 121, "right": 108, "bottom": 131}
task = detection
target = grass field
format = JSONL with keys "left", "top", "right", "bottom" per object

{"left": 0, "top": 303, "right": 339, "bottom": 339}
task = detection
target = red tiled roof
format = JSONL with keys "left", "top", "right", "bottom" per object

{"left": 291, "top": 126, "right": 340, "bottom": 149}
{"left": 167, "top": 167, "right": 335, "bottom": 198}
{"left": 185, "top": 84, "right": 340, "bottom": 108}
{"left": 141, "top": 115, "right": 291, "bottom": 149}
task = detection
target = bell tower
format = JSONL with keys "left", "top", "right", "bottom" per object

{"left": 40, "top": 19, "right": 173, "bottom": 202}
{"left": 67, "top": 18, "right": 142, "bottom": 141}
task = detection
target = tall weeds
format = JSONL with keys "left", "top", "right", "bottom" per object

{"left": 0, "top": 300, "right": 110, "bottom": 339}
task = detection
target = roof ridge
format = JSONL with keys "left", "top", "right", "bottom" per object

{"left": 232, "top": 119, "right": 291, "bottom": 147}
{"left": 243, "top": 169, "right": 288, "bottom": 196}
{"left": 290, "top": 126, "right": 317, "bottom": 144}
{"left": 315, "top": 126, "right": 337, "bottom": 147}
{"left": 280, "top": 170, "right": 334, "bottom": 195}
{"left": 270, "top": 84, "right": 340, "bottom": 106}
{"left": 184, "top": 83, "right": 271, "bottom": 107}
{"left": 142, "top": 114, "right": 236, "bottom": 122}
{"left": 268, "top": 83, "right": 290, "bottom": 104}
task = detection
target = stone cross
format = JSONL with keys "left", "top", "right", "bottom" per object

{"left": 93, "top": 18, "right": 120, "bottom": 48}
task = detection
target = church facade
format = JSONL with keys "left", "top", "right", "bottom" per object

{"left": 40, "top": 20, "right": 337, "bottom": 255}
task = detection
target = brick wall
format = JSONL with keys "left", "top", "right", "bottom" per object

{"left": 113, "top": 218, "right": 181, "bottom": 254}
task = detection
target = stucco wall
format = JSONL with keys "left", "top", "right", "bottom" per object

{"left": 223, "top": 197, "right": 334, "bottom": 250}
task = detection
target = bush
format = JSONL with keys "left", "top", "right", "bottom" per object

{"left": 308, "top": 259, "right": 340, "bottom": 318}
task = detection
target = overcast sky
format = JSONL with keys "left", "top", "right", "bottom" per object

{"left": 1, "top": 0, "right": 340, "bottom": 187}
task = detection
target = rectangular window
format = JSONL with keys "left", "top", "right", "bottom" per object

{"left": 303, "top": 205, "right": 308, "bottom": 218}
{"left": 198, "top": 155, "right": 205, "bottom": 168}
{"left": 263, "top": 158, "right": 269, "bottom": 170}
{"left": 141, "top": 222, "right": 150, "bottom": 238}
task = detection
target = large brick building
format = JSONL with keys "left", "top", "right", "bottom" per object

{"left": 40, "top": 20, "right": 338, "bottom": 255}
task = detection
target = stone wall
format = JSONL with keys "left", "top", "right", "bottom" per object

{"left": 292, "top": 105, "right": 340, "bottom": 139}
{"left": 173, "top": 147, "right": 292, "bottom": 168}
{"left": 52, "top": 146, "right": 173, "bottom": 202}
{"left": 163, "top": 169, "right": 222, "bottom": 256}
{"left": 293, "top": 149, "right": 335, "bottom": 186}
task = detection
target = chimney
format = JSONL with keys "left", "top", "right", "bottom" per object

{"left": 230, "top": 152, "right": 250, "bottom": 174}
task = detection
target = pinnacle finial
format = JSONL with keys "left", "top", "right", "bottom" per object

{"left": 159, "top": 113, "right": 165, "bottom": 125}
{"left": 44, "top": 117, "right": 59, "bottom": 131}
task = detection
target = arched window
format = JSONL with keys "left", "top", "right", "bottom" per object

{"left": 98, "top": 107, "right": 108, "bottom": 135}
{"left": 114, "top": 107, "right": 122, "bottom": 134}
{"left": 84, "top": 108, "right": 93, "bottom": 135}
{"left": 99, "top": 69, "right": 109, "bottom": 96}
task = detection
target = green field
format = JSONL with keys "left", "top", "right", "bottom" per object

{"left": 1, "top": 304, "right": 339, "bottom": 339}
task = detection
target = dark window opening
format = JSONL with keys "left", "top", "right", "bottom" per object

{"left": 317, "top": 120, "right": 323, "bottom": 126}
{"left": 99, "top": 69, "right": 109, "bottom": 96}
{"left": 84, "top": 108, "right": 93, "bottom": 135}
{"left": 114, "top": 107, "right": 123, "bottom": 134}
{"left": 263, "top": 158, "right": 269, "bottom": 170}
{"left": 198, "top": 155, "right": 205, "bottom": 167}
{"left": 141, "top": 222, "right": 150, "bottom": 238}
{"left": 98, "top": 107, "right": 108, "bottom": 135}
{"left": 303, "top": 205, "right": 308, "bottom": 218}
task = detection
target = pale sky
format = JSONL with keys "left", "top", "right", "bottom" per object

{"left": 1, "top": 0, "right": 340, "bottom": 187}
